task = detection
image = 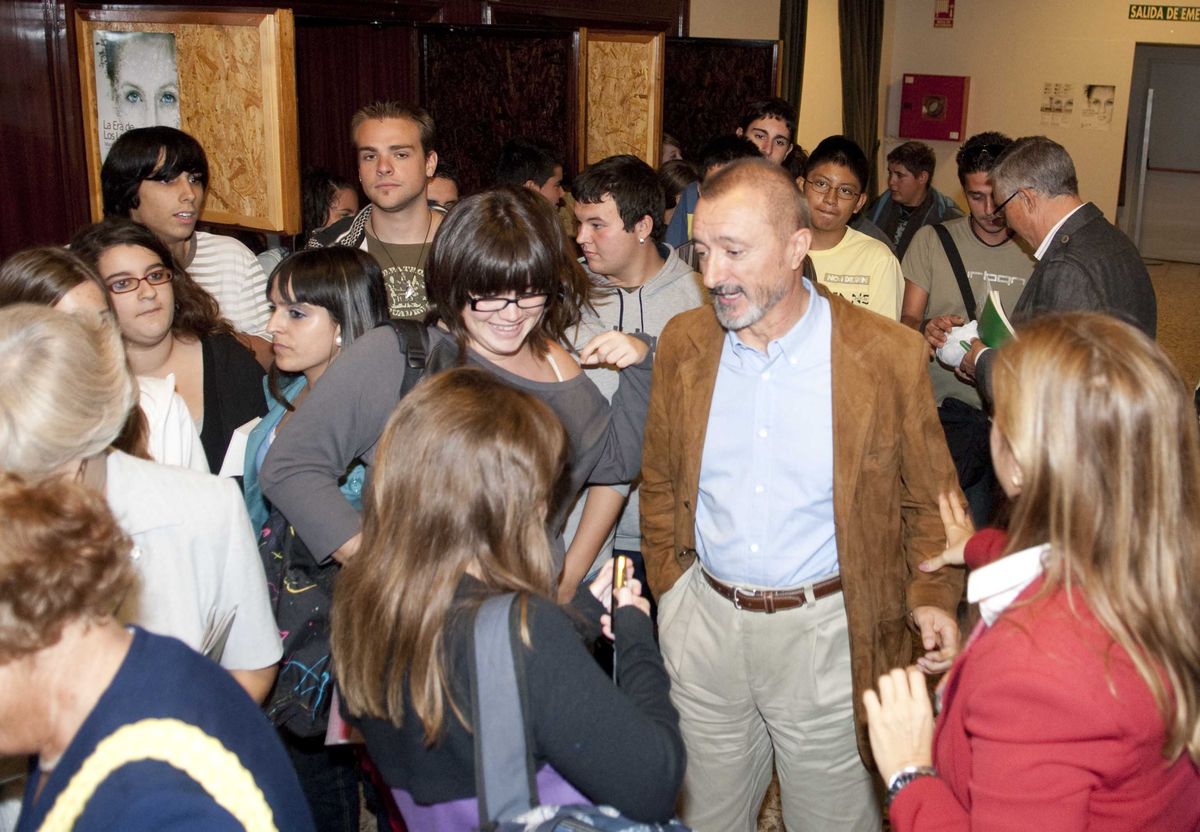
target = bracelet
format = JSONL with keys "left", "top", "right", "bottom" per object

{"left": 885, "top": 764, "right": 937, "bottom": 809}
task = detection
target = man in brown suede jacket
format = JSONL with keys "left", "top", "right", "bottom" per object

{"left": 640, "top": 158, "right": 964, "bottom": 831}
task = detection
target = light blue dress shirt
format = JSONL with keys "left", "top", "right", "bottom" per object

{"left": 695, "top": 279, "right": 838, "bottom": 588}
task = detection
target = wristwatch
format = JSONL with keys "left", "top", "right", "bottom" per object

{"left": 885, "top": 765, "right": 938, "bottom": 809}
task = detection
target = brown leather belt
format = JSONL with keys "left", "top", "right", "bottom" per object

{"left": 702, "top": 570, "right": 842, "bottom": 614}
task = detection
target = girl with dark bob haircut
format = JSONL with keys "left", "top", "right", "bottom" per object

{"left": 70, "top": 217, "right": 265, "bottom": 473}
{"left": 425, "top": 185, "right": 591, "bottom": 359}
{"left": 260, "top": 187, "right": 654, "bottom": 588}
{"left": 242, "top": 246, "right": 390, "bottom": 830}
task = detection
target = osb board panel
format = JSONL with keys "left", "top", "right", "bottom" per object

{"left": 662, "top": 38, "right": 779, "bottom": 161}
{"left": 584, "top": 33, "right": 663, "bottom": 166}
{"left": 76, "top": 9, "right": 300, "bottom": 233}
{"left": 421, "top": 27, "right": 576, "bottom": 195}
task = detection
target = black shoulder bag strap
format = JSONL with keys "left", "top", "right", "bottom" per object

{"left": 470, "top": 593, "right": 536, "bottom": 828}
{"left": 381, "top": 319, "right": 431, "bottom": 396}
{"left": 932, "top": 223, "right": 977, "bottom": 321}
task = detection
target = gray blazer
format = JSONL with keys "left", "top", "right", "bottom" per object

{"left": 977, "top": 202, "right": 1156, "bottom": 402}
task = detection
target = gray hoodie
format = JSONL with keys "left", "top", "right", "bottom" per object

{"left": 566, "top": 244, "right": 706, "bottom": 554}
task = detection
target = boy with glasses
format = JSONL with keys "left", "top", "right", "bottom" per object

{"left": 802, "top": 136, "right": 904, "bottom": 320}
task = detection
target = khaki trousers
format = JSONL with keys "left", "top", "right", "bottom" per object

{"left": 658, "top": 563, "right": 882, "bottom": 832}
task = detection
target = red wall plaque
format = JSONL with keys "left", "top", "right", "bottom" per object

{"left": 899, "top": 73, "right": 970, "bottom": 142}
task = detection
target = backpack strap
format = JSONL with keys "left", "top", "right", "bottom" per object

{"left": 380, "top": 319, "right": 431, "bottom": 396}
{"left": 39, "top": 718, "right": 279, "bottom": 832}
{"left": 932, "top": 223, "right": 977, "bottom": 321}
{"left": 471, "top": 593, "right": 536, "bottom": 827}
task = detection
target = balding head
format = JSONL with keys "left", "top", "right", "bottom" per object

{"left": 700, "top": 157, "right": 809, "bottom": 238}
{"left": 691, "top": 157, "right": 813, "bottom": 349}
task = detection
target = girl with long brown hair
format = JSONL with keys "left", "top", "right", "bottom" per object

{"left": 332, "top": 368, "right": 683, "bottom": 826}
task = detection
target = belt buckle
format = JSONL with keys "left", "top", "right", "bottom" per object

{"left": 732, "top": 586, "right": 756, "bottom": 610}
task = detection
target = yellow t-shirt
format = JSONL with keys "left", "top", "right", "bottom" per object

{"left": 809, "top": 227, "right": 904, "bottom": 320}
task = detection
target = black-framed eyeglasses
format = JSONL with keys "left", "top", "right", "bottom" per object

{"left": 467, "top": 292, "right": 550, "bottom": 313}
{"left": 106, "top": 268, "right": 174, "bottom": 295}
{"left": 805, "top": 178, "right": 862, "bottom": 201}
{"left": 992, "top": 189, "right": 1021, "bottom": 218}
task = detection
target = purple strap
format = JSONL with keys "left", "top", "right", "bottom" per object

{"left": 390, "top": 764, "right": 590, "bottom": 830}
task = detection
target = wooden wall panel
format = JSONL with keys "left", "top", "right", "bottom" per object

{"left": 487, "top": 0, "right": 686, "bottom": 33}
{"left": 662, "top": 37, "right": 780, "bottom": 162}
{"left": 295, "top": 21, "right": 420, "bottom": 184}
{"left": 420, "top": 26, "right": 577, "bottom": 195}
{"left": 583, "top": 32, "right": 664, "bottom": 166}
{"left": 0, "top": 1, "right": 91, "bottom": 258}
{"left": 1, "top": 0, "right": 688, "bottom": 259}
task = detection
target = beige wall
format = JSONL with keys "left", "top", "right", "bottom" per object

{"left": 796, "top": 0, "right": 843, "bottom": 153}
{"left": 688, "top": 0, "right": 1200, "bottom": 215}
{"left": 689, "top": 0, "right": 780, "bottom": 39}
{"left": 882, "top": 0, "right": 1200, "bottom": 217}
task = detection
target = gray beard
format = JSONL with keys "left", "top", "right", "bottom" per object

{"left": 710, "top": 279, "right": 789, "bottom": 332}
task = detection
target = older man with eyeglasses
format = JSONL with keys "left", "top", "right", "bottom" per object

{"left": 802, "top": 136, "right": 906, "bottom": 320}
{"left": 958, "top": 136, "right": 1156, "bottom": 399}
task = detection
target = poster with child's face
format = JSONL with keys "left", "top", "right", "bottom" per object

{"left": 93, "top": 31, "right": 181, "bottom": 160}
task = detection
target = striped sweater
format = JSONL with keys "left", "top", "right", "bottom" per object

{"left": 187, "top": 231, "right": 270, "bottom": 335}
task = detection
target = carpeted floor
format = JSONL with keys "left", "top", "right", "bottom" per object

{"left": 1146, "top": 259, "right": 1200, "bottom": 389}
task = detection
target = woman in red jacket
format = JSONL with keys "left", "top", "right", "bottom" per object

{"left": 864, "top": 312, "right": 1200, "bottom": 831}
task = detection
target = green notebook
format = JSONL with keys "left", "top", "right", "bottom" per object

{"left": 977, "top": 289, "right": 1016, "bottom": 348}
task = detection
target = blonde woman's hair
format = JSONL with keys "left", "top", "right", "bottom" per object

{"left": 332, "top": 367, "right": 568, "bottom": 743}
{"left": 0, "top": 305, "right": 136, "bottom": 474}
{"left": 993, "top": 312, "right": 1200, "bottom": 760}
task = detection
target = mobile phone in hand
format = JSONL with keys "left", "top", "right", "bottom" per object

{"left": 613, "top": 554, "right": 629, "bottom": 594}
{"left": 610, "top": 555, "right": 630, "bottom": 683}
